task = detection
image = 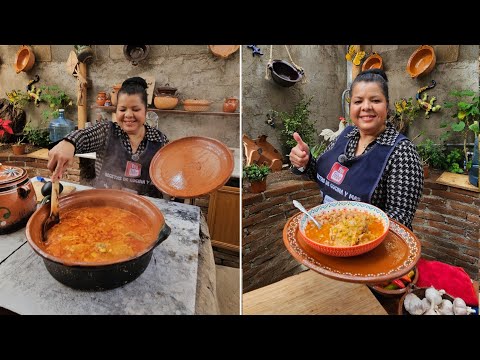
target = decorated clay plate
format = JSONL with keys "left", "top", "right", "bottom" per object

{"left": 283, "top": 213, "right": 421, "bottom": 284}
{"left": 149, "top": 136, "right": 234, "bottom": 198}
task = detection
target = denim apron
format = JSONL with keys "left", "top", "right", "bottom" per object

{"left": 94, "top": 122, "right": 163, "bottom": 198}
{"left": 316, "top": 125, "right": 406, "bottom": 204}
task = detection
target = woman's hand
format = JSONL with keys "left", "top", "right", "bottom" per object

{"left": 47, "top": 140, "right": 75, "bottom": 181}
{"left": 289, "top": 132, "right": 310, "bottom": 169}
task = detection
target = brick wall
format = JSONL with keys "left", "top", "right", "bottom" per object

{"left": 242, "top": 171, "right": 322, "bottom": 293}
{"left": 0, "top": 148, "right": 81, "bottom": 183}
{"left": 414, "top": 170, "right": 479, "bottom": 281}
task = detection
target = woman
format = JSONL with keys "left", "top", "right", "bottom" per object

{"left": 289, "top": 69, "right": 423, "bottom": 229}
{"left": 48, "top": 77, "right": 168, "bottom": 198}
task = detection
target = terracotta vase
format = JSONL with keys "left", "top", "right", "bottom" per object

{"left": 223, "top": 97, "right": 238, "bottom": 112}
{"left": 12, "top": 144, "right": 26, "bottom": 155}
{"left": 96, "top": 91, "right": 107, "bottom": 106}
{"left": 250, "top": 179, "right": 267, "bottom": 193}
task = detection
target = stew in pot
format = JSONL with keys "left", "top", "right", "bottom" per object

{"left": 44, "top": 206, "right": 155, "bottom": 263}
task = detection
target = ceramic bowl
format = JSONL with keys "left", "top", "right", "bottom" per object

{"left": 369, "top": 266, "right": 419, "bottom": 297}
{"left": 362, "top": 53, "right": 383, "bottom": 71}
{"left": 14, "top": 45, "right": 35, "bottom": 74}
{"left": 406, "top": 45, "right": 436, "bottom": 78}
{"left": 154, "top": 95, "right": 179, "bottom": 110}
{"left": 298, "top": 201, "right": 390, "bottom": 257}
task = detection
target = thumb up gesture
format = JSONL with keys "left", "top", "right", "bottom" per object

{"left": 289, "top": 132, "right": 310, "bottom": 169}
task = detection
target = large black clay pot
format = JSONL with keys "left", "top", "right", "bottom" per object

{"left": 268, "top": 60, "right": 303, "bottom": 87}
{"left": 25, "top": 189, "right": 171, "bottom": 290}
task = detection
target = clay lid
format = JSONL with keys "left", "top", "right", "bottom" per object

{"left": 14, "top": 45, "right": 35, "bottom": 74}
{"left": 361, "top": 53, "right": 383, "bottom": 71}
{"left": 154, "top": 84, "right": 177, "bottom": 96}
{"left": 183, "top": 99, "right": 211, "bottom": 106}
{"left": 208, "top": 45, "right": 240, "bottom": 59}
{"left": 149, "top": 136, "right": 234, "bottom": 198}
{"left": 406, "top": 45, "right": 436, "bottom": 78}
{"left": 0, "top": 164, "right": 26, "bottom": 185}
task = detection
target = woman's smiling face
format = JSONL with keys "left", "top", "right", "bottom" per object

{"left": 115, "top": 93, "right": 146, "bottom": 135}
{"left": 350, "top": 81, "right": 388, "bottom": 135}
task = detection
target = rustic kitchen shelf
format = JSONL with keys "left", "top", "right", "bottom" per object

{"left": 92, "top": 105, "right": 239, "bottom": 117}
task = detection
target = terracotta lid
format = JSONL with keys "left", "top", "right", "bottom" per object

{"left": 406, "top": 45, "right": 436, "bottom": 78}
{"left": 208, "top": 45, "right": 240, "bottom": 59}
{"left": 361, "top": 53, "right": 383, "bottom": 71}
{"left": 183, "top": 99, "right": 211, "bottom": 106}
{"left": 14, "top": 45, "right": 35, "bottom": 74}
{"left": 0, "top": 164, "right": 26, "bottom": 185}
{"left": 149, "top": 136, "right": 234, "bottom": 198}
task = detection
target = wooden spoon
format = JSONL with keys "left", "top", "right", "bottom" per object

{"left": 42, "top": 180, "right": 60, "bottom": 241}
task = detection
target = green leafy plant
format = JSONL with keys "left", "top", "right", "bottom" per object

{"left": 39, "top": 85, "right": 73, "bottom": 122}
{"left": 445, "top": 148, "right": 464, "bottom": 173}
{"left": 23, "top": 123, "right": 50, "bottom": 147}
{"left": 443, "top": 89, "right": 480, "bottom": 163}
{"left": 416, "top": 138, "right": 447, "bottom": 169}
{"left": 274, "top": 97, "right": 317, "bottom": 154}
{"left": 392, "top": 97, "right": 420, "bottom": 134}
{"left": 5, "top": 90, "right": 31, "bottom": 111}
{"left": 243, "top": 164, "right": 271, "bottom": 182}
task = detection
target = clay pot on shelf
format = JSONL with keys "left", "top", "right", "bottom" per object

{"left": 111, "top": 84, "right": 122, "bottom": 106}
{"left": 154, "top": 95, "right": 179, "bottom": 110}
{"left": 96, "top": 91, "right": 107, "bottom": 106}
{"left": 223, "top": 97, "right": 238, "bottom": 112}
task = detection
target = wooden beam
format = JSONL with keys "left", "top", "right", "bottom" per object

{"left": 77, "top": 62, "right": 87, "bottom": 129}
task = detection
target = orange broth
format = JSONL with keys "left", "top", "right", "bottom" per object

{"left": 45, "top": 206, "right": 155, "bottom": 263}
{"left": 304, "top": 209, "right": 384, "bottom": 247}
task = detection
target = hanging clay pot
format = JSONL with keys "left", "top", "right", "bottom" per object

{"left": 14, "top": 45, "right": 35, "bottom": 74}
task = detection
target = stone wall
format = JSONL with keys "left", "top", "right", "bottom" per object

{"left": 242, "top": 45, "right": 347, "bottom": 157}
{"left": 414, "top": 170, "right": 479, "bottom": 280}
{"left": 242, "top": 45, "right": 479, "bottom": 158}
{"left": 0, "top": 45, "right": 240, "bottom": 147}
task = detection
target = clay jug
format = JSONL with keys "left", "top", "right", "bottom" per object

{"left": 223, "top": 97, "right": 238, "bottom": 113}
{"left": 0, "top": 164, "right": 36, "bottom": 234}
{"left": 96, "top": 91, "right": 107, "bottom": 106}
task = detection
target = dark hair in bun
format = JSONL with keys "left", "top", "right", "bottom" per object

{"left": 350, "top": 68, "right": 389, "bottom": 104}
{"left": 118, "top": 76, "right": 148, "bottom": 108}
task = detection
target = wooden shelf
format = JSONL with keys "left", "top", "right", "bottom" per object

{"left": 91, "top": 105, "right": 239, "bottom": 117}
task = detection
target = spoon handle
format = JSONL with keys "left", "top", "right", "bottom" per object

{"left": 293, "top": 200, "right": 321, "bottom": 228}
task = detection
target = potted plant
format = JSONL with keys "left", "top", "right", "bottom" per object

{"left": 11, "top": 134, "right": 27, "bottom": 155}
{"left": 443, "top": 89, "right": 479, "bottom": 165}
{"left": 392, "top": 97, "right": 420, "bottom": 135}
{"left": 243, "top": 164, "right": 271, "bottom": 193}
{"left": 416, "top": 138, "right": 447, "bottom": 178}
{"left": 39, "top": 85, "right": 74, "bottom": 122}
{"left": 273, "top": 97, "right": 318, "bottom": 155}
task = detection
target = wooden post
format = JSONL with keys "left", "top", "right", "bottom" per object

{"left": 77, "top": 62, "right": 87, "bottom": 129}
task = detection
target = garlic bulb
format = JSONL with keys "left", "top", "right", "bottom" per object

{"left": 421, "top": 298, "right": 431, "bottom": 313}
{"left": 453, "top": 297, "right": 476, "bottom": 315}
{"left": 425, "top": 287, "right": 445, "bottom": 307}
{"left": 404, "top": 293, "right": 426, "bottom": 315}
{"left": 437, "top": 299, "right": 454, "bottom": 315}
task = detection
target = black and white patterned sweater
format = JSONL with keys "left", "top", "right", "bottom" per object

{"left": 304, "top": 122, "right": 424, "bottom": 230}
{"left": 65, "top": 120, "right": 169, "bottom": 178}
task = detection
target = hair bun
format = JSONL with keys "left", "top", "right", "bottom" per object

{"left": 367, "top": 68, "right": 388, "bottom": 82}
{"left": 122, "top": 76, "right": 148, "bottom": 89}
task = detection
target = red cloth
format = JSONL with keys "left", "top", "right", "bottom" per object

{"left": 416, "top": 258, "right": 478, "bottom": 306}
